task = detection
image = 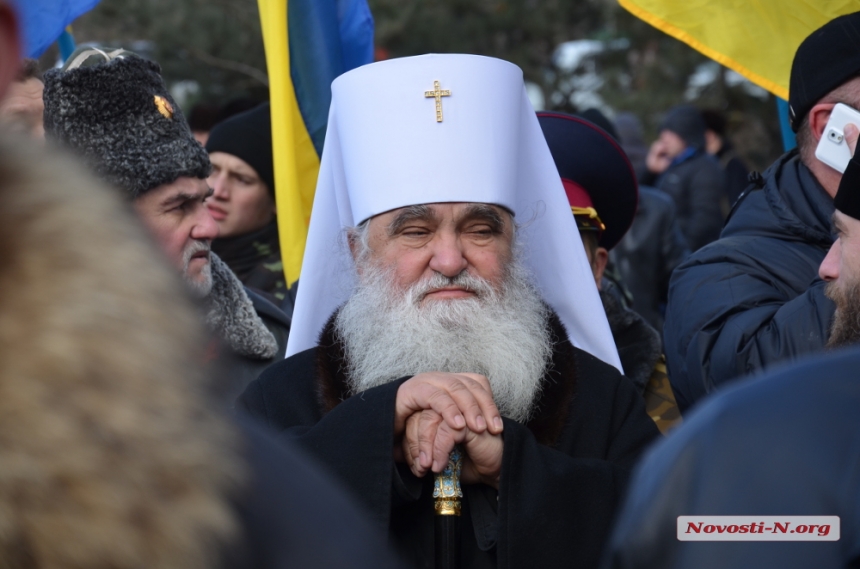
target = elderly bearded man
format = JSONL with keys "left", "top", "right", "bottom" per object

{"left": 239, "top": 55, "right": 659, "bottom": 568}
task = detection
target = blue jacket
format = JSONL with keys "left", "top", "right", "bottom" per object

{"left": 664, "top": 150, "right": 835, "bottom": 412}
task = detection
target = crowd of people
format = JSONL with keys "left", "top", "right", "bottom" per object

{"left": 1, "top": 1, "right": 859, "bottom": 567}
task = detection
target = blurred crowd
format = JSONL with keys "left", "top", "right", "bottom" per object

{"left": 2, "top": 2, "right": 860, "bottom": 568}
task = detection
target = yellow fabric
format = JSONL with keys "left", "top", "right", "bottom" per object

{"left": 618, "top": 0, "right": 860, "bottom": 100}
{"left": 257, "top": 0, "right": 321, "bottom": 286}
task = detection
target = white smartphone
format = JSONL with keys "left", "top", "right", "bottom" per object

{"left": 815, "top": 102, "right": 860, "bottom": 173}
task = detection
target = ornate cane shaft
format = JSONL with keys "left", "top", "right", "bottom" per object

{"left": 434, "top": 446, "right": 463, "bottom": 569}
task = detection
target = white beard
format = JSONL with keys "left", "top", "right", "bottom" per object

{"left": 182, "top": 240, "right": 213, "bottom": 298}
{"left": 334, "top": 258, "right": 552, "bottom": 423}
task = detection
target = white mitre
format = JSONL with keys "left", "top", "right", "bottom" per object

{"left": 287, "top": 53, "right": 622, "bottom": 372}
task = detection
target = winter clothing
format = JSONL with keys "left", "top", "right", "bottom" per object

{"left": 660, "top": 105, "right": 707, "bottom": 151}
{"left": 701, "top": 109, "right": 750, "bottom": 206}
{"left": 41, "top": 48, "right": 288, "bottom": 402}
{"left": 714, "top": 140, "right": 750, "bottom": 207}
{"left": 205, "top": 253, "right": 290, "bottom": 404}
{"left": 605, "top": 348, "right": 860, "bottom": 569}
{"left": 789, "top": 10, "right": 860, "bottom": 131}
{"left": 664, "top": 150, "right": 835, "bottom": 412}
{"left": 615, "top": 112, "right": 649, "bottom": 183}
{"left": 654, "top": 150, "right": 726, "bottom": 251}
{"left": 238, "top": 310, "right": 660, "bottom": 569}
{"left": 610, "top": 186, "right": 691, "bottom": 332}
{"left": 211, "top": 219, "right": 288, "bottom": 303}
{"left": 42, "top": 50, "right": 210, "bottom": 197}
{"left": 205, "top": 102, "right": 274, "bottom": 195}
{"left": 0, "top": 133, "right": 399, "bottom": 569}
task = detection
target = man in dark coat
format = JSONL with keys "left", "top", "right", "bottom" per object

{"left": 702, "top": 108, "right": 750, "bottom": 207}
{"left": 642, "top": 104, "right": 726, "bottom": 251}
{"left": 239, "top": 54, "right": 659, "bottom": 569}
{"left": 606, "top": 145, "right": 860, "bottom": 564}
{"left": 664, "top": 12, "right": 860, "bottom": 412}
{"left": 614, "top": 113, "right": 691, "bottom": 332}
{"left": 41, "top": 47, "right": 290, "bottom": 403}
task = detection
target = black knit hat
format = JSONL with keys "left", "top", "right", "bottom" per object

{"left": 43, "top": 48, "right": 211, "bottom": 198}
{"left": 659, "top": 105, "right": 706, "bottom": 151}
{"left": 790, "top": 11, "right": 860, "bottom": 132}
{"left": 205, "top": 103, "right": 274, "bottom": 195}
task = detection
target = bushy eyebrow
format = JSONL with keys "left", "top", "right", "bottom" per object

{"left": 161, "top": 187, "right": 213, "bottom": 208}
{"left": 387, "top": 204, "right": 434, "bottom": 236}
{"left": 459, "top": 203, "right": 507, "bottom": 231}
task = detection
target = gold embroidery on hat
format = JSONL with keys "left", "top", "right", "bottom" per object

{"left": 154, "top": 95, "right": 174, "bottom": 119}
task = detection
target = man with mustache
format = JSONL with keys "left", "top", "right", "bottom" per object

{"left": 239, "top": 54, "right": 659, "bottom": 568}
{"left": 819, "top": 124, "right": 860, "bottom": 347}
{"left": 41, "top": 47, "right": 291, "bottom": 402}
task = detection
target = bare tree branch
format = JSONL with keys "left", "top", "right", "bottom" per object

{"left": 188, "top": 48, "right": 269, "bottom": 86}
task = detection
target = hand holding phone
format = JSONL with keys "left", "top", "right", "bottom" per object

{"left": 815, "top": 103, "right": 860, "bottom": 173}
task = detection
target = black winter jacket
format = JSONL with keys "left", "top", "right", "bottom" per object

{"left": 610, "top": 186, "right": 690, "bottom": 332}
{"left": 663, "top": 150, "right": 835, "bottom": 412}
{"left": 655, "top": 151, "right": 725, "bottom": 251}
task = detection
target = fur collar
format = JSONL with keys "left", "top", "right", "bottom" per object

{"left": 204, "top": 253, "right": 278, "bottom": 359}
{"left": 600, "top": 288, "right": 661, "bottom": 394}
{"left": 314, "top": 310, "right": 579, "bottom": 447}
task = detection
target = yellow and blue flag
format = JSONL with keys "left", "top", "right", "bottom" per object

{"left": 9, "top": 0, "right": 99, "bottom": 58}
{"left": 257, "top": 0, "right": 374, "bottom": 286}
{"left": 618, "top": 0, "right": 859, "bottom": 99}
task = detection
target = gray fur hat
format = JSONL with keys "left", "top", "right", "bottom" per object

{"left": 43, "top": 49, "right": 211, "bottom": 198}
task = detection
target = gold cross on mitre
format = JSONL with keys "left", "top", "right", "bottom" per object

{"left": 424, "top": 80, "right": 451, "bottom": 122}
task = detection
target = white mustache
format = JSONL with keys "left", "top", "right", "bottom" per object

{"left": 406, "top": 271, "right": 497, "bottom": 304}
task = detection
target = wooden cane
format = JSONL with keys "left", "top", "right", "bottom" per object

{"left": 434, "top": 446, "right": 463, "bottom": 569}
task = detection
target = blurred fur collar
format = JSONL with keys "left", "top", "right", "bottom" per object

{"left": 0, "top": 133, "right": 244, "bottom": 568}
{"left": 204, "top": 253, "right": 278, "bottom": 360}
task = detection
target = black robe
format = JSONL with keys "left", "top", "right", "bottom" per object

{"left": 237, "top": 313, "right": 660, "bottom": 568}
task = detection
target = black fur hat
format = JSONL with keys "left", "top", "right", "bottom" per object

{"left": 43, "top": 49, "right": 211, "bottom": 198}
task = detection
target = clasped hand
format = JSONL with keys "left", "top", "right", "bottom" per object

{"left": 393, "top": 372, "right": 504, "bottom": 489}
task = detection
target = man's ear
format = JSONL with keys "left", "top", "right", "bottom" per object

{"left": 0, "top": 3, "right": 21, "bottom": 99}
{"left": 593, "top": 247, "right": 609, "bottom": 290}
{"left": 808, "top": 102, "right": 838, "bottom": 144}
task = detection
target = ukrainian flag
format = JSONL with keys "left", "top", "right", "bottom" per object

{"left": 257, "top": 0, "right": 374, "bottom": 286}
{"left": 619, "top": 0, "right": 858, "bottom": 99}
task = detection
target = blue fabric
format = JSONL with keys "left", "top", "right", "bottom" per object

{"left": 669, "top": 146, "right": 696, "bottom": 167}
{"left": 9, "top": 0, "right": 100, "bottom": 58}
{"left": 288, "top": 0, "right": 374, "bottom": 156}
{"left": 607, "top": 348, "right": 860, "bottom": 569}
{"left": 663, "top": 150, "right": 835, "bottom": 412}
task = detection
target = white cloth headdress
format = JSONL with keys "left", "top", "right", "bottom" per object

{"left": 287, "top": 54, "right": 622, "bottom": 372}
